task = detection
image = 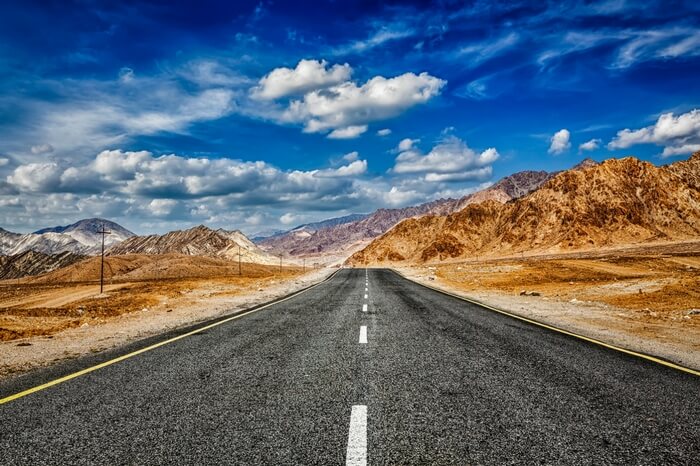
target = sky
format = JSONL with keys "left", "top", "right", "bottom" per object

{"left": 1, "top": 0, "right": 699, "bottom": 235}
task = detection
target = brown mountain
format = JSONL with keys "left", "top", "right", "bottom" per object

{"left": 0, "top": 250, "right": 87, "bottom": 280}
{"left": 260, "top": 169, "right": 554, "bottom": 258}
{"left": 348, "top": 153, "right": 700, "bottom": 265}
{"left": 107, "top": 225, "right": 279, "bottom": 265}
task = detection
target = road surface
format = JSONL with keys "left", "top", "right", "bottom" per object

{"left": 1, "top": 268, "right": 698, "bottom": 464}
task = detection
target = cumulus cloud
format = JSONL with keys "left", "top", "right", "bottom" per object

{"left": 376, "top": 128, "right": 392, "bottom": 136}
{"left": 282, "top": 72, "right": 445, "bottom": 134}
{"left": 579, "top": 138, "right": 601, "bottom": 152}
{"left": 398, "top": 138, "right": 419, "bottom": 151}
{"left": 608, "top": 109, "right": 700, "bottom": 157}
{"left": 327, "top": 125, "right": 368, "bottom": 139}
{"left": 279, "top": 213, "right": 298, "bottom": 225}
{"left": 314, "top": 160, "right": 367, "bottom": 178}
{"left": 662, "top": 143, "right": 700, "bottom": 157}
{"left": 392, "top": 135, "right": 499, "bottom": 182}
{"left": 252, "top": 59, "right": 352, "bottom": 100}
{"left": 548, "top": 129, "right": 571, "bottom": 155}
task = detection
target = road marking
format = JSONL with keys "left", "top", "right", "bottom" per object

{"left": 365, "top": 287, "right": 368, "bottom": 292}
{"left": 0, "top": 271, "right": 341, "bottom": 405}
{"left": 346, "top": 405, "right": 367, "bottom": 466}
{"left": 362, "top": 304, "right": 368, "bottom": 313}
{"left": 394, "top": 270, "right": 700, "bottom": 377}
{"left": 364, "top": 294, "right": 368, "bottom": 299}
{"left": 359, "top": 326, "right": 367, "bottom": 343}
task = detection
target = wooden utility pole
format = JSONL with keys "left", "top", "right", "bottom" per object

{"left": 279, "top": 256, "right": 282, "bottom": 274}
{"left": 97, "top": 223, "right": 111, "bottom": 294}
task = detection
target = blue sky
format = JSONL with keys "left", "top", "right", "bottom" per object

{"left": 1, "top": 0, "right": 699, "bottom": 234}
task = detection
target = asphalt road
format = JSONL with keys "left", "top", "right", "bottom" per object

{"left": 1, "top": 268, "right": 698, "bottom": 465}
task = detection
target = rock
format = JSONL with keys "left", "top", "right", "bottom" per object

{"left": 16, "top": 342, "right": 32, "bottom": 347}
{"left": 520, "top": 290, "right": 527, "bottom": 296}
{"left": 687, "top": 309, "right": 700, "bottom": 316}
{"left": 166, "top": 309, "right": 173, "bottom": 313}
{"left": 570, "top": 298, "right": 580, "bottom": 303}
{"left": 568, "top": 281, "right": 574, "bottom": 285}
{"left": 428, "top": 277, "right": 435, "bottom": 281}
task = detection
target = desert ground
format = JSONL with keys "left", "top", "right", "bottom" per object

{"left": 397, "top": 240, "right": 700, "bottom": 370}
{"left": 0, "top": 254, "right": 333, "bottom": 377}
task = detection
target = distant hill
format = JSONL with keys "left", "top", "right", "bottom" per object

{"left": 108, "top": 225, "right": 279, "bottom": 265}
{"left": 0, "top": 250, "right": 88, "bottom": 280}
{"left": 348, "top": 153, "right": 700, "bottom": 265}
{"left": 259, "top": 167, "right": 555, "bottom": 257}
{"left": 0, "top": 218, "right": 134, "bottom": 255}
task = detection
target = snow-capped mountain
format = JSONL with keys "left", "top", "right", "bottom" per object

{"left": 0, "top": 218, "right": 135, "bottom": 255}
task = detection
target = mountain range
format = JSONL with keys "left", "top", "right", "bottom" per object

{"left": 258, "top": 167, "right": 555, "bottom": 258}
{"left": 108, "top": 225, "right": 279, "bottom": 265}
{"left": 0, "top": 218, "right": 135, "bottom": 256}
{"left": 348, "top": 152, "right": 700, "bottom": 265}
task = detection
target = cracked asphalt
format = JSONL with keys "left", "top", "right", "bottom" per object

{"left": 1, "top": 268, "right": 698, "bottom": 464}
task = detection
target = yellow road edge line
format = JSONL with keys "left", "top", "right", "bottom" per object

{"left": 393, "top": 269, "right": 700, "bottom": 377}
{"left": 0, "top": 270, "right": 339, "bottom": 406}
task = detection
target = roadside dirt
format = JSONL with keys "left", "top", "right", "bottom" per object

{"left": 0, "top": 260, "right": 333, "bottom": 378}
{"left": 397, "top": 242, "right": 700, "bottom": 370}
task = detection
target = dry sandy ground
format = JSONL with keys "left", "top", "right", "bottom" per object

{"left": 396, "top": 243, "right": 700, "bottom": 371}
{"left": 0, "top": 267, "right": 333, "bottom": 378}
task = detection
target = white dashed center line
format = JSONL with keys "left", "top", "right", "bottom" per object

{"left": 346, "top": 405, "right": 367, "bottom": 466}
{"left": 359, "top": 326, "right": 367, "bottom": 343}
{"left": 362, "top": 304, "right": 367, "bottom": 313}
{"left": 364, "top": 293, "right": 368, "bottom": 299}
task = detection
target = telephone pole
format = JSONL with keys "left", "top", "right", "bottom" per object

{"left": 279, "top": 256, "right": 282, "bottom": 274}
{"left": 238, "top": 244, "right": 242, "bottom": 276}
{"left": 97, "top": 223, "right": 111, "bottom": 294}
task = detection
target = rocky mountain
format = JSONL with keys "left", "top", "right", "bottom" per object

{"left": 0, "top": 218, "right": 135, "bottom": 255}
{"left": 348, "top": 153, "right": 700, "bottom": 265}
{"left": 107, "top": 225, "right": 279, "bottom": 265}
{"left": 34, "top": 218, "right": 134, "bottom": 249}
{"left": 259, "top": 168, "right": 554, "bottom": 258}
{"left": 0, "top": 250, "right": 87, "bottom": 280}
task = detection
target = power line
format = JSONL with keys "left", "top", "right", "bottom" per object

{"left": 97, "top": 222, "right": 111, "bottom": 294}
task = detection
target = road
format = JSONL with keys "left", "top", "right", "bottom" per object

{"left": 1, "top": 268, "right": 698, "bottom": 464}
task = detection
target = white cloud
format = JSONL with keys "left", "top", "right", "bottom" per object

{"left": 579, "top": 138, "right": 601, "bottom": 152}
{"left": 314, "top": 160, "right": 367, "bottom": 178}
{"left": 608, "top": 109, "right": 700, "bottom": 157}
{"left": 149, "top": 199, "right": 178, "bottom": 216}
{"left": 7, "top": 162, "right": 62, "bottom": 192}
{"left": 398, "top": 138, "right": 419, "bottom": 151}
{"left": 332, "top": 26, "right": 415, "bottom": 55}
{"left": 457, "top": 32, "right": 520, "bottom": 65}
{"left": 392, "top": 135, "right": 499, "bottom": 182}
{"left": 661, "top": 144, "right": 700, "bottom": 157}
{"left": 280, "top": 213, "right": 298, "bottom": 225}
{"left": 548, "top": 129, "right": 571, "bottom": 155}
{"left": 612, "top": 28, "right": 700, "bottom": 69}
{"left": 31, "top": 143, "right": 54, "bottom": 155}
{"left": 327, "top": 125, "right": 368, "bottom": 139}
{"left": 251, "top": 59, "right": 352, "bottom": 100}
{"left": 119, "top": 67, "right": 135, "bottom": 83}
{"left": 376, "top": 128, "right": 392, "bottom": 136}
{"left": 282, "top": 72, "right": 445, "bottom": 134}
{"left": 0, "top": 158, "right": 9, "bottom": 167}
{"left": 342, "top": 151, "right": 360, "bottom": 162}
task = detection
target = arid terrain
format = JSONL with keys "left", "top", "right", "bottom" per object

{"left": 0, "top": 253, "right": 332, "bottom": 376}
{"left": 397, "top": 240, "right": 700, "bottom": 369}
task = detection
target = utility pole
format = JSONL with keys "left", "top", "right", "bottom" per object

{"left": 97, "top": 223, "right": 111, "bottom": 294}
{"left": 238, "top": 244, "right": 241, "bottom": 276}
{"left": 279, "top": 256, "right": 282, "bottom": 274}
